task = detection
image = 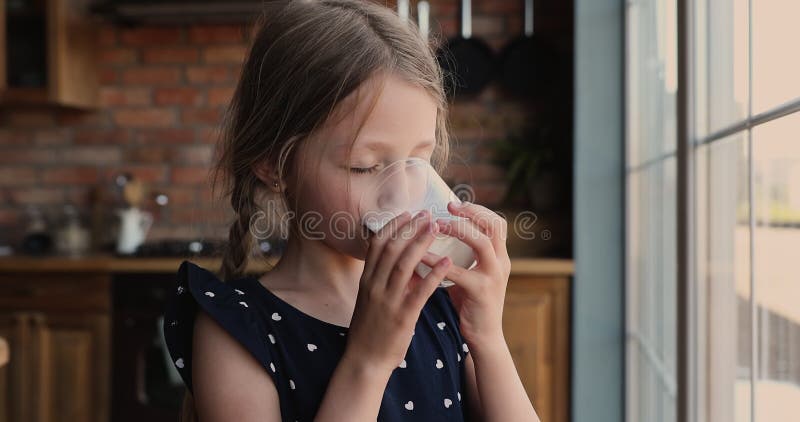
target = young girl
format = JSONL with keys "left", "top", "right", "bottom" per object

{"left": 163, "top": 1, "right": 539, "bottom": 421}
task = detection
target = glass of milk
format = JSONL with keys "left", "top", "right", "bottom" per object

{"left": 358, "top": 157, "right": 477, "bottom": 288}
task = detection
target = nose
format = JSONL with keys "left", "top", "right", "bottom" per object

{"left": 376, "top": 161, "right": 412, "bottom": 213}
{"left": 360, "top": 158, "right": 432, "bottom": 232}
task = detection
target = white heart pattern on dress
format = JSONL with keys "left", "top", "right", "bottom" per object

{"left": 462, "top": 343, "right": 469, "bottom": 353}
{"left": 307, "top": 343, "right": 317, "bottom": 352}
{"left": 177, "top": 286, "right": 185, "bottom": 295}
{"left": 444, "top": 398, "right": 453, "bottom": 408}
{"left": 289, "top": 379, "right": 296, "bottom": 390}
{"left": 268, "top": 334, "right": 275, "bottom": 344}
{"left": 435, "top": 359, "right": 444, "bottom": 369}
{"left": 175, "top": 358, "right": 184, "bottom": 369}
{"left": 234, "top": 289, "right": 245, "bottom": 295}
{"left": 239, "top": 301, "right": 248, "bottom": 308}
{"left": 204, "top": 291, "right": 215, "bottom": 297}
{"left": 272, "top": 312, "right": 282, "bottom": 321}
{"left": 437, "top": 322, "right": 446, "bottom": 330}
{"left": 404, "top": 401, "right": 414, "bottom": 411}
{"left": 399, "top": 359, "right": 407, "bottom": 368}
{"left": 458, "top": 392, "right": 461, "bottom": 401}
{"left": 269, "top": 362, "right": 276, "bottom": 372}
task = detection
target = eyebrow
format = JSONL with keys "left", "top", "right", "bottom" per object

{"left": 344, "top": 138, "right": 436, "bottom": 153}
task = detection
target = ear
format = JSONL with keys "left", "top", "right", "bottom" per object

{"left": 252, "top": 161, "right": 284, "bottom": 193}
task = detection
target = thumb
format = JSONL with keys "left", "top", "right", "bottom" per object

{"left": 407, "top": 257, "right": 451, "bottom": 309}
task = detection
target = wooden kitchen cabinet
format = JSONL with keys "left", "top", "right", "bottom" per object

{"left": 503, "top": 274, "right": 571, "bottom": 422}
{"left": 0, "top": 273, "right": 110, "bottom": 422}
{"left": 0, "top": 256, "right": 572, "bottom": 421}
{"left": 0, "top": 0, "right": 99, "bottom": 108}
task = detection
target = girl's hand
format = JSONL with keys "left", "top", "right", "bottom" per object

{"left": 346, "top": 210, "right": 453, "bottom": 373}
{"left": 421, "top": 201, "right": 511, "bottom": 347}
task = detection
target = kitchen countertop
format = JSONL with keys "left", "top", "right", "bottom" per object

{"left": 0, "top": 254, "right": 573, "bottom": 276}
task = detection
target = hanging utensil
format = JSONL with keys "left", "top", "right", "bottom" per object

{"left": 497, "top": 0, "right": 555, "bottom": 98}
{"left": 417, "top": 1, "right": 429, "bottom": 42}
{"left": 397, "top": 0, "right": 409, "bottom": 22}
{"left": 436, "top": 0, "right": 495, "bottom": 99}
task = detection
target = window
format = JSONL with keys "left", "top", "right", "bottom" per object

{"left": 625, "top": 0, "right": 678, "bottom": 420}
{"left": 627, "top": 0, "right": 800, "bottom": 420}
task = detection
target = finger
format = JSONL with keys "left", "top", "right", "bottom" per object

{"left": 447, "top": 201, "right": 508, "bottom": 255}
{"left": 362, "top": 211, "right": 413, "bottom": 286}
{"left": 420, "top": 251, "right": 478, "bottom": 289}
{"left": 385, "top": 217, "right": 441, "bottom": 296}
{"left": 435, "top": 218, "right": 498, "bottom": 273}
{"left": 422, "top": 250, "right": 444, "bottom": 262}
{"left": 370, "top": 211, "right": 432, "bottom": 290}
{"left": 406, "top": 256, "right": 451, "bottom": 310}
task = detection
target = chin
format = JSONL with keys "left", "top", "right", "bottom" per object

{"left": 323, "top": 237, "right": 369, "bottom": 261}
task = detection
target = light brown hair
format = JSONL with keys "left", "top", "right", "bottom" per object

{"left": 183, "top": 0, "right": 452, "bottom": 420}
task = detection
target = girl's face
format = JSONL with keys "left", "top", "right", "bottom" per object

{"left": 291, "top": 72, "right": 438, "bottom": 260}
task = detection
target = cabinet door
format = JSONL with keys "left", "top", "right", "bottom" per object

{"left": 0, "top": 0, "right": 97, "bottom": 107}
{"left": 47, "top": 0, "right": 98, "bottom": 108}
{"left": 0, "top": 312, "right": 110, "bottom": 422}
{"left": 33, "top": 312, "right": 111, "bottom": 422}
{"left": 502, "top": 276, "right": 570, "bottom": 422}
{"left": 0, "top": 313, "right": 38, "bottom": 422}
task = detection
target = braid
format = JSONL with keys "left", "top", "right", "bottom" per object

{"left": 220, "top": 183, "right": 257, "bottom": 282}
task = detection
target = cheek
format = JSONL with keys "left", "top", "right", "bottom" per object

{"left": 316, "top": 165, "right": 365, "bottom": 214}
{"left": 304, "top": 169, "right": 359, "bottom": 222}
{"left": 319, "top": 179, "right": 366, "bottom": 223}
{"left": 315, "top": 181, "right": 370, "bottom": 259}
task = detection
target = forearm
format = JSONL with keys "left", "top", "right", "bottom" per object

{"left": 314, "top": 351, "right": 393, "bottom": 421}
{"left": 470, "top": 333, "right": 540, "bottom": 422}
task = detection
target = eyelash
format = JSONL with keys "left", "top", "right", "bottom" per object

{"left": 349, "top": 154, "right": 432, "bottom": 175}
{"left": 350, "top": 165, "right": 379, "bottom": 175}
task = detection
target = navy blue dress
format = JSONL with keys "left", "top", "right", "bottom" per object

{"left": 162, "top": 260, "right": 472, "bottom": 421}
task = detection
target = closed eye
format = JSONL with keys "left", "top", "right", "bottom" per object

{"left": 350, "top": 165, "right": 379, "bottom": 175}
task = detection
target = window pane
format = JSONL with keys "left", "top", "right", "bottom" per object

{"left": 626, "top": 159, "right": 677, "bottom": 422}
{"left": 695, "top": 133, "right": 752, "bottom": 422}
{"left": 626, "top": 0, "right": 677, "bottom": 166}
{"left": 753, "top": 112, "right": 800, "bottom": 420}
{"left": 753, "top": 2, "right": 800, "bottom": 114}
{"left": 694, "top": 0, "right": 749, "bottom": 138}
{"left": 626, "top": 0, "right": 678, "bottom": 419}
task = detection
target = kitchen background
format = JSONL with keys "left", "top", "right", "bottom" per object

{"left": 0, "top": 0, "right": 573, "bottom": 259}
{"left": 0, "top": 1, "right": 576, "bottom": 421}
{"left": 8, "top": 0, "right": 795, "bottom": 421}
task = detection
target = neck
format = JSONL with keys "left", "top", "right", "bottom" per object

{"left": 269, "top": 232, "right": 365, "bottom": 301}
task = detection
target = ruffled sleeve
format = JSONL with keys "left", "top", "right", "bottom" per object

{"left": 162, "top": 260, "right": 276, "bottom": 395}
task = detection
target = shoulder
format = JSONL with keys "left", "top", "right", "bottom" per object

{"left": 163, "top": 261, "right": 278, "bottom": 394}
{"left": 191, "top": 308, "right": 281, "bottom": 421}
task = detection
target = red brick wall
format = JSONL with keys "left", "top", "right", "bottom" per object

{"left": 0, "top": 0, "right": 572, "bottom": 247}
